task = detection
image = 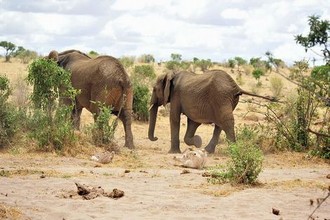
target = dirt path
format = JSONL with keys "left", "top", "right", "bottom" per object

{"left": 0, "top": 150, "right": 329, "bottom": 220}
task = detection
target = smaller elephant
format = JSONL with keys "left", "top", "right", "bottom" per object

{"left": 148, "top": 70, "right": 276, "bottom": 153}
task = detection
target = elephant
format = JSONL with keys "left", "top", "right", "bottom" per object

{"left": 148, "top": 70, "right": 276, "bottom": 153}
{"left": 47, "top": 49, "right": 134, "bottom": 149}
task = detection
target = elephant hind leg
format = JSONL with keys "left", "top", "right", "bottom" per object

{"left": 72, "top": 105, "right": 83, "bottom": 130}
{"left": 184, "top": 119, "right": 202, "bottom": 148}
{"left": 205, "top": 125, "right": 221, "bottom": 154}
{"left": 118, "top": 109, "right": 135, "bottom": 149}
{"left": 221, "top": 117, "right": 236, "bottom": 143}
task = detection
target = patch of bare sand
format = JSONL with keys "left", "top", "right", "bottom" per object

{"left": 0, "top": 144, "right": 329, "bottom": 220}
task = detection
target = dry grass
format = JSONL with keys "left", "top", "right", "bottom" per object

{"left": 0, "top": 203, "right": 23, "bottom": 220}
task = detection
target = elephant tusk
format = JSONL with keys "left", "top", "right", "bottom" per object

{"left": 148, "top": 104, "right": 154, "bottom": 111}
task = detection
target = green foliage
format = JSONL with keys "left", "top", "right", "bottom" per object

{"left": 193, "top": 58, "right": 213, "bottom": 72}
{"left": 88, "top": 51, "right": 99, "bottom": 58}
{"left": 170, "top": 53, "right": 182, "bottom": 62}
{"left": 228, "top": 59, "right": 236, "bottom": 68}
{"left": 28, "top": 59, "right": 76, "bottom": 110}
{"left": 90, "top": 102, "right": 117, "bottom": 145}
{"left": 252, "top": 68, "right": 264, "bottom": 84}
{"left": 131, "top": 65, "right": 152, "bottom": 121}
{"left": 0, "top": 76, "right": 18, "bottom": 147}
{"left": 295, "top": 15, "right": 330, "bottom": 64}
{"left": 133, "top": 65, "right": 156, "bottom": 80}
{"left": 0, "top": 41, "right": 16, "bottom": 62}
{"left": 165, "top": 54, "right": 193, "bottom": 71}
{"left": 16, "top": 49, "right": 38, "bottom": 64}
{"left": 132, "top": 83, "right": 150, "bottom": 121}
{"left": 28, "top": 107, "right": 75, "bottom": 150}
{"left": 165, "top": 60, "right": 181, "bottom": 71}
{"left": 119, "top": 56, "right": 135, "bottom": 69}
{"left": 208, "top": 126, "right": 263, "bottom": 185}
{"left": 137, "top": 54, "right": 155, "bottom": 63}
{"left": 27, "top": 58, "right": 78, "bottom": 150}
{"left": 234, "top": 56, "right": 247, "bottom": 66}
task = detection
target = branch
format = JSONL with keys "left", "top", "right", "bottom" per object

{"left": 307, "top": 128, "right": 330, "bottom": 138}
{"left": 308, "top": 188, "right": 330, "bottom": 220}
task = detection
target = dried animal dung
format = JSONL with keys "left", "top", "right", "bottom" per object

{"left": 74, "top": 182, "right": 124, "bottom": 200}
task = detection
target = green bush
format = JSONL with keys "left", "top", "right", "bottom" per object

{"left": 208, "top": 126, "right": 264, "bottom": 185}
{"left": 90, "top": 102, "right": 117, "bottom": 146}
{"left": 252, "top": 68, "right": 265, "bottom": 85}
{"left": 27, "top": 58, "right": 78, "bottom": 150}
{"left": 130, "top": 64, "right": 153, "bottom": 121}
{"left": 28, "top": 107, "right": 75, "bottom": 150}
{"left": 132, "top": 83, "right": 150, "bottom": 121}
{"left": 133, "top": 65, "right": 156, "bottom": 80}
{"left": 0, "top": 76, "right": 18, "bottom": 147}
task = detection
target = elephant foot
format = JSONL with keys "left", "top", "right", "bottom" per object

{"left": 205, "top": 145, "right": 216, "bottom": 154}
{"left": 168, "top": 148, "right": 181, "bottom": 154}
{"left": 124, "top": 144, "right": 135, "bottom": 149}
{"left": 193, "top": 135, "right": 202, "bottom": 148}
{"left": 124, "top": 140, "right": 135, "bottom": 149}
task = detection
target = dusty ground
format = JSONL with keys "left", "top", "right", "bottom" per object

{"left": 0, "top": 59, "right": 329, "bottom": 219}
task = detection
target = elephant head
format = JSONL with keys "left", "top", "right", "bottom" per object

{"left": 148, "top": 72, "right": 174, "bottom": 141}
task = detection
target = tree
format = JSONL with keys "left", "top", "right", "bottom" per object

{"left": 88, "top": 51, "right": 99, "bottom": 58}
{"left": 170, "top": 53, "right": 182, "bottom": 62}
{"left": 295, "top": 15, "right": 330, "bottom": 64}
{"left": 0, "top": 41, "right": 16, "bottom": 62}
{"left": 137, "top": 54, "right": 155, "bottom": 63}
{"left": 13, "top": 46, "right": 38, "bottom": 64}
{"left": 264, "top": 15, "right": 330, "bottom": 158}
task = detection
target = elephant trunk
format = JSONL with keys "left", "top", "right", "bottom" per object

{"left": 148, "top": 104, "right": 159, "bottom": 141}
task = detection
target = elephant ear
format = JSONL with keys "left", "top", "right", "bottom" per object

{"left": 163, "top": 72, "right": 174, "bottom": 106}
{"left": 47, "top": 50, "right": 59, "bottom": 62}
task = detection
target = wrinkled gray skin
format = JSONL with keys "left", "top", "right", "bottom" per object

{"left": 148, "top": 70, "right": 276, "bottom": 153}
{"left": 48, "top": 50, "right": 134, "bottom": 149}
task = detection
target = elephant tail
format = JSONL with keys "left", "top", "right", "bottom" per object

{"left": 237, "top": 90, "right": 278, "bottom": 102}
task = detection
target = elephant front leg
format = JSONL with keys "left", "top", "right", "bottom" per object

{"left": 205, "top": 125, "right": 221, "bottom": 153}
{"left": 169, "top": 111, "right": 181, "bottom": 154}
{"left": 184, "top": 118, "right": 202, "bottom": 148}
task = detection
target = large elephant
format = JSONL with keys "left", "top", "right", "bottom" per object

{"left": 48, "top": 49, "right": 134, "bottom": 149}
{"left": 148, "top": 70, "right": 276, "bottom": 153}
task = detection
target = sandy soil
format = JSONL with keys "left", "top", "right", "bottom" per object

{"left": 0, "top": 60, "right": 329, "bottom": 219}
{"left": 1, "top": 113, "right": 329, "bottom": 220}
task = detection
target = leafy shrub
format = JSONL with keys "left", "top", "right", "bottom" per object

{"left": 133, "top": 65, "right": 156, "bottom": 80}
{"left": 252, "top": 68, "right": 265, "bottom": 85}
{"left": 165, "top": 60, "right": 181, "bottom": 71}
{"left": 270, "top": 76, "right": 284, "bottom": 98}
{"left": 208, "top": 126, "right": 263, "bottom": 185}
{"left": 90, "top": 102, "right": 117, "bottom": 146}
{"left": 28, "top": 107, "right": 75, "bottom": 150}
{"left": 193, "top": 58, "right": 212, "bottom": 72}
{"left": 228, "top": 59, "right": 236, "bottom": 68}
{"left": 132, "top": 83, "right": 150, "bottom": 121}
{"left": 130, "top": 65, "right": 153, "bottom": 121}
{"left": 0, "top": 76, "right": 18, "bottom": 147}
{"left": 27, "top": 58, "right": 78, "bottom": 150}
